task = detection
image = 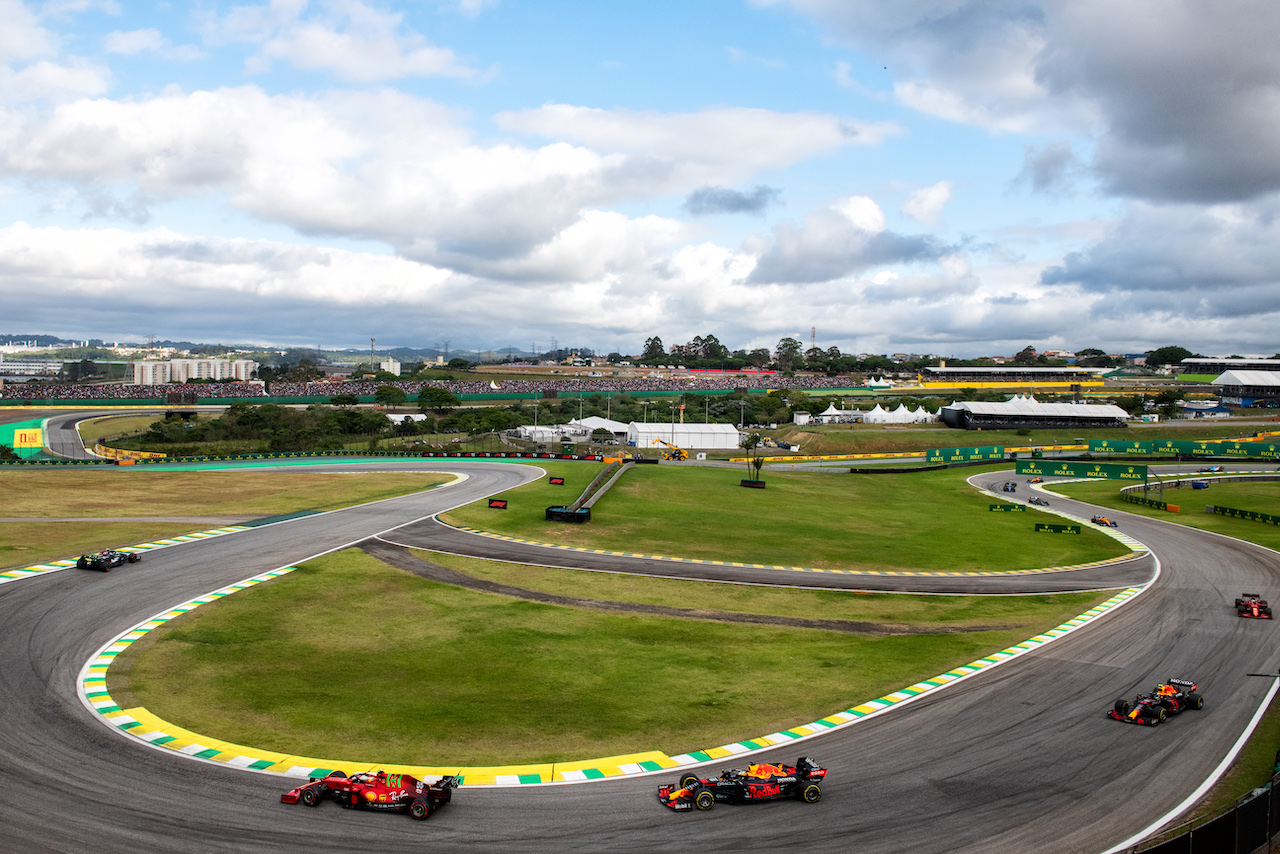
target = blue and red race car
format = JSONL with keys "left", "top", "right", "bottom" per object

{"left": 658, "top": 757, "right": 826, "bottom": 811}
{"left": 282, "top": 770, "right": 458, "bottom": 820}
{"left": 1108, "top": 678, "right": 1204, "bottom": 726}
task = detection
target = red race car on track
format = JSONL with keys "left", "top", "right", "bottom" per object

{"left": 1237, "top": 594, "right": 1273, "bottom": 619}
{"left": 1108, "top": 679, "right": 1204, "bottom": 726}
{"left": 658, "top": 757, "right": 826, "bottom": 811}
{"left": 282, "top": 770, "right": 458, "bottom": 820}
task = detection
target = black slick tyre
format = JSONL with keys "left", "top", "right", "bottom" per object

{"left": 1114, "top": 699, "right": 1130, "bottom": 716}
{"left": 409, "top": 799, "right": 431, "bottom": 820}
{"left": 678, "top": 773, "right": 700, "bottom": 790}
{"left": 300, "top": 788, "right": 319, "bottom": 807}
{"left": 1188, "top": 693, "right": 1203, "bottom": 710}
{"left": 801, "top": 783, "right": 822, "bottom": 803}
{"left": 694, "top": 790, "right": 715, "bottom": 811}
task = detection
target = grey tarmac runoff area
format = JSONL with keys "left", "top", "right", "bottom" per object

{"left": 0, "top": 457, "right": 1277, "bottom": 853}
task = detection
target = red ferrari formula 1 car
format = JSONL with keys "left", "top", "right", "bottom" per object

{"left": 658, "top": 757, "right": 826, "bottom": 811}
{"left": 1236, "top": 594, "right": 1273, "bottom": 619}
{"left": 282, "top": 770, "right": 458, "bottom": 820}
{"left": 1108, "top": 679, "right": 1204, "bottom": 726}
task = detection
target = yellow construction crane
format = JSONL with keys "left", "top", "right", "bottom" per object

{"left": 651, "top": 438, "right": 687, "bottom": 461}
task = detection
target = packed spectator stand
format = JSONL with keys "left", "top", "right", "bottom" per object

{"left": 1, "top": 374, "right": 874, "bottom": 401}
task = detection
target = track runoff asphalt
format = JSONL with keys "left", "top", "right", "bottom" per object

{"left": 0, "top": 459, "right": 1276, "bottom": 853}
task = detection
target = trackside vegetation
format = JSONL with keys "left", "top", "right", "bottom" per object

{"left": 109, "top": 548, "right": 1111, "bottom": 766}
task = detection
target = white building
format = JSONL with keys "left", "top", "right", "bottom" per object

{"left": 133, "top": 359, "right": 259, "bottom": 384}
{"left": 626, "top": 422, "right": 741, "bottom": 450}
{"left": 379, "top": 358, "right": 402, "bottom": 376}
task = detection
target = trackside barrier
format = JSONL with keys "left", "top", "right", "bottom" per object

{"left": 0, "top": 449, "right": 606, "bottom": 467}
{"left": 1123, "top": 768, "right": 1280, "bottom": 853}
{"left": 546, "top": 460, "right": 628, "bottom": 523}
{"left": 1122, "top": 494, "right": 1180, "bottom": 513}
{"left": 1208, "top": 506, "right": 1280, "bottom": 526}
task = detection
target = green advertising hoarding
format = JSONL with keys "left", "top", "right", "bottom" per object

{"left": 926, "top": 445, "right": 1005, "bottom": 464}
{"left": 1016, "top": 460, "right": 1148, "bottom": 480}
{"left": 1090, "top": 439, "right": 1155, "bottom": 455}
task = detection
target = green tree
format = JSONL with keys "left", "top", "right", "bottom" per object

{"left": 1146, "top": 346, "right": 1194, "bottom": 367}
{"left": 329, "top": 393, "right": 359, "bottom": 407}
{"left": 418, "top": 386, "right": 460, "bottom": 414}
{"left": 447, "top": 357, "right": 472, "bottom": 369}
{"left": 774, "top": 337, "right": 803, "bottom": 371}
{"left": 374, "top": 385, "right": 408, "bottom": 408}
{"left": 1013, "top": 346, "right": 1038, "bottom": 365}
{"left": 641, "top": 336, "right": 665, "bottom": 361}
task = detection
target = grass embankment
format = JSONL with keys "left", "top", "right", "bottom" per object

{"left": 444, "top": 463, "right": 1129, "bottom": 572}
{"left": 110, "top": 547, "right": 1110, "bottom": 766}
{"left": 76, "top": 414, "right": 159, "bottom": 444}
{"left": 0, "top": 469, "right": 454, "bottom": 569}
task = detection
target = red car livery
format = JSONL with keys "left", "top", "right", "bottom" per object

{"left": 1237, "top": 594, "right": 1273, "bottom": 619}
{"left": 282, "top": 770, "right": 458, "bottom": 820}
{"left": 658, "top": 757, "right": 826, "bottom": 811}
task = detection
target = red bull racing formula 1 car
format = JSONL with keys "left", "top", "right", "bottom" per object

{"left": 1108, "top": 679, "right": 1204, "bottom": 726}
{"left": 1236, "top": 593, "right": 1273, "bottom": 619}
{"left": 282, "top": 769, "right": 458, "bottom": 820}
{"left": 658, "top": 757, "right": 826, "bottom": 811}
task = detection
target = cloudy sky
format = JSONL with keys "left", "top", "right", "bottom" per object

{"left": 2, "top": 0, "right": 1278, "bottom": 358}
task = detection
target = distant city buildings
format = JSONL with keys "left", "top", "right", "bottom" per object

{"left": 132, "top": 358, "right": 259, "bottom": 384}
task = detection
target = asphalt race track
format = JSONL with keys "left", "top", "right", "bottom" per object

{"left": 1, "top": 459, "right": 1278, "bottom": 853}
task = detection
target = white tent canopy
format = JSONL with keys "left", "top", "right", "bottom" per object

{"left": 627, "top": 422, "right": 741, "bottom": 449}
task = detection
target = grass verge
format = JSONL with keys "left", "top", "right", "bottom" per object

{"left": 442, "top": 463, "right": 1130, "bottom": 572}
{"left": 109, "top": 547, "right": 1111, "bottom": 766}
{"left": 1, "top": 520, "right": 209, "bottom": 570}
{"left": 0, "top": 469, "right": 456, "bottom": 518}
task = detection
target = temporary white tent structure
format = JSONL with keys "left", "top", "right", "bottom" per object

{"left": 626, "top": 422, "right": 741, "bottom": 450}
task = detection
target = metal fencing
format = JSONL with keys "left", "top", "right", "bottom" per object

{"left": 1126, "top": 772, "right": 1280, "bottom": 853}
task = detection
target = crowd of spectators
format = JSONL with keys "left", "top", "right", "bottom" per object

{"left": 1, "top": 373, "right": 872, "bottom": 401}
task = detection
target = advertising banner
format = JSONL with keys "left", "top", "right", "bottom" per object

{"left": 1090, "top": 439, "right": 1155, "bottom": 455}
{"left": 1035, "top": 523, "right": 1081, "bottom": 534}
{"left": 1016, "top": 460, "right": 1148, "bottom": 480}
{"left": 989, "top": 504, "right": 1026, "bottom": 512}
{"left": 925, "top": 445, "right": 1005, "bottom": 464}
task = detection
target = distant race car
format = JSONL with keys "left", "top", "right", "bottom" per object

{"left": 1236, "top": 593, "right": 1273, "bottom": 619}
{"left": 1091, "top": 515, "right": 1119, "bottom": 527}
{"left": 1198, "top": 465, "right": 1225, "bottom": 473}
{"left": 282, "top": 770, "right": 458, "bottom": 820}
{"left": 1108, "top": 678, "right": 1204, "bottom": 726}
{"left": 76, "top": 549, "right": 140, "bottom": 571}
{"left": 1028, "top": 477, "right": 1044, "bottom": 484}
{"left": 1001, "top": 481, "right": 1017, "bottom": 493}
{"left": 658, "top": 758, "right": 826, "bottom": 811}
{"left": 1028, "top": 496, "right": 1050, "bottom": 507}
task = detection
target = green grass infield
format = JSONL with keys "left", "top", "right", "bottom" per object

{"left": 109, "top": 547, "right": 1112, "bottom": 767}
{"left": 443, "top": 463, "right": 1130, "bottom": 572}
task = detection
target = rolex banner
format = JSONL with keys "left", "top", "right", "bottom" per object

{"left": 1016, "top": 460, "right": 1148, "bottom": 480}
{"left": 925, "top": 445, "right": 1005, "bottom": 464}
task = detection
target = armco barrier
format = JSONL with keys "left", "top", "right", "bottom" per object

{"left": 1124, "top": 767, "right": 1280, "bottom": 853}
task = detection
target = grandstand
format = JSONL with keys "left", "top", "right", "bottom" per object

{"left": 940, "top": 400, "right": 1131, "bottom": 430}
{"left": 914, "top": 366, "right": 1104, "bottom": 389}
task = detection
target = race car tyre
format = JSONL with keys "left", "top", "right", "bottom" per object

{"left": 694, "top": 791, "right": 715, "bottom": 811}
{"left": 300, "top": 788, "right": 319, "bottom": 807}
{"left": 678, "top": 773, "right": 700, "bottom": 790}
{"left": 1114, "top": 699, "right": 1130, "bottom": 716}
{"left": 1236, "top": 599, "right": 1243, "bottom": 608}
{"left": 128, "top": 554, "right": 140, "bottom": 563}
{"left": 77, "top": 558, "right": 88, "bottom": 569}
{"left": 409, "top": 799, "right": 431, "bottom": 820}
{"left": 802, "top": 784, "right": 822, "bottom": 804}
{"left": 1156, "top": 708, "right": 1166, "bottom": 723}
{"left": 1188, "top": 693, "right": 1203, "bottom": 710}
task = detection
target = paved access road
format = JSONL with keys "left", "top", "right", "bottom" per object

{"left": 0, "top": 459, "right": 1276, "bottom": 853}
